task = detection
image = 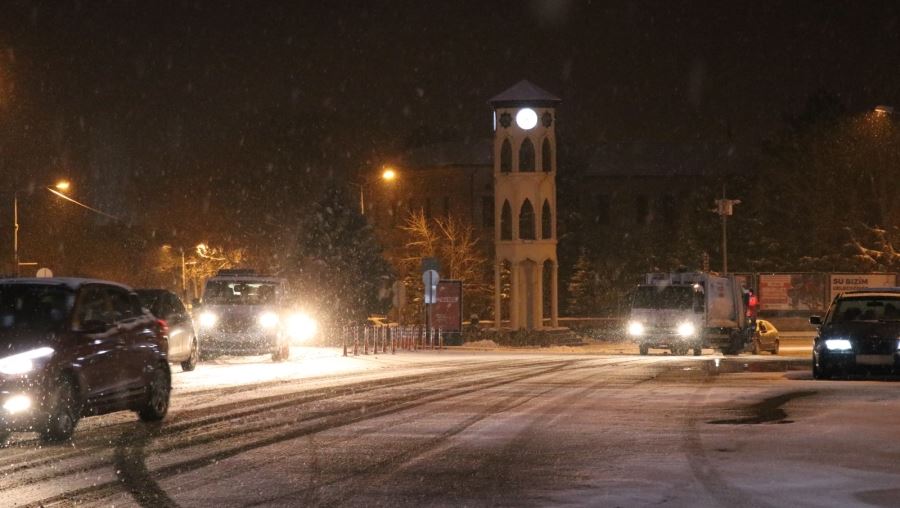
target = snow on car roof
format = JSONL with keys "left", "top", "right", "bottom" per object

{"left": 0, "top": 277, "right": 134, "bottom": 291}
{"left": 839, "top": 288, "right": 900, "bottom": 297}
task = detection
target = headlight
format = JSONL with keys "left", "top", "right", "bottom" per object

{"left": 825, "top": 339, "right": 852, "bottom": 351}
{"left": 627, "top": 321, "right": 645, "bottom": 336}
{"left": 3, "top": 394, "right": 32, "bottom": 414}
{"left": 198, "top": 311, "right": 218, "bottom": 328}
{"left": 0, "top": 347, "right": 55, "bottom": 375}
{"left": 259, "top": 311, "right": 280, "bottom": 329}
{"left": 677, "top": 322, "right": 696, "bottom": 337}
{"left": 286, "top": 313, "right": 318, "bottom": 342}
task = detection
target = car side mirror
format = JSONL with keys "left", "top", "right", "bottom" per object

{"left": 809, "top": 315, "right": 822, "bottom": 326}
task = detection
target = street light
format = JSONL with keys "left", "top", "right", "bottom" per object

{"left": 355, "top": 166, "right": 399, "bottom": 215}
{"left": 713, "top": 187, "right": 741, "bottom": 274}
{"left": 874, "top": 105, "right": 894, "bottom": 116}
{"left": 13, "top": 180, "right": 71, "bottom": 277}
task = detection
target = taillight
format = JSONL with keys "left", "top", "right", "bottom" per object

{"left": 157, "top": 319, "right": 170, "bottom": 337}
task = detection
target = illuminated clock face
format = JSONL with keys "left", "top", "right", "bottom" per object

{"left": 515, "top": 108, "right": 538, "bottom": 130}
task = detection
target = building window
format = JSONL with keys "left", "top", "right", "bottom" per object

{"left": 500, "top": 200, "right": 512, "bottom": 240}
{"left": 482, "top": 196, "right": 494, "bottom": 228}
{"left": 519, "top": 138, "right": 535, "bottom": 172}
{"left": 594, "top": 194, "right": 610, "bottom": 225}
{"left": 541, "top": 199, "right": 552, "bottom": 239}
{"left": 443, "top": 196, "right": 450, "bottom": 216}
{"left": 541, "top": 138, "right": 552, "bottom": 172}
{"left": 500, "top": 139, "right": 512, "bottom": 173}
{"left": 635, "top": 195, "right": 649, "bottom": 225}
{"left": 519, "top": 199, "right": 535, "bottom": 240}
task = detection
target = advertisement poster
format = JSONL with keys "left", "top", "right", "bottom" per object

{"left": 829, "top": 274, "right": 897, "bottom": 302}
{"left": 759, "top": 273, "right": 826, "bottom": 312}
{"left": 433, "top": 280, "right": 463, "bottom": 332}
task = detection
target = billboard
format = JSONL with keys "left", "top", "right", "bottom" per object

{"left": 433, "top": 280, "right": 463, "bottom": 332}
{"left": 829, "top": 273, "right": 897, "bottom": 302}
{"left": 758, "top": 273, "right": 826, "bottom": 312}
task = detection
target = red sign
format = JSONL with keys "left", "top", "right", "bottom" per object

{"left": 433, "top": 280, "right": 463, "bottom": 332}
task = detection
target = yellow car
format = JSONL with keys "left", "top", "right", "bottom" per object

{"left": 750, "top": 319, "right": 780, "bottom": 355}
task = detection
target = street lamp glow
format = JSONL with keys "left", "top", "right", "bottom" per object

{"left": 54, "top": 180, "right": 71, "bottom": 192}
{"left": 382, "top": 168, "right": 397, "bottom": 181}
{"left": 874, "top": 105, "right": 894, "bottom": 116}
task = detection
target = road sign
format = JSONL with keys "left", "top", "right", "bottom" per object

{"left": 36, "top": 268, "right": 53, "bottom": 278}
{"left": 421, "top": 257, "right": 440, "bottom": 273}
{"left": 423, "top": 269, "right": 440, "bottom": 304}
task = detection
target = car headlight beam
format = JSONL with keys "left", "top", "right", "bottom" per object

{"left": 2, "top": 394, "right": 32, "bottom": 414}
{"left": 286, "top": 313, "right": 318, "bottom": 342}
{"left": 825, "top": 339, "right": 852, "bottom": 351}
{"left": 677, "top": 322, "right": 696, "bottom": 337}
{"left": 198, "top": 311, "right": 218, "bottom": 329}
{"left": 0, "top": 347, "right": 55, "bottom": 376}
{"left": 259, "top": 311, "right": 280, "bottom": 329}
{"left": 627, "top": 321, "right": 645, "bottom": 336}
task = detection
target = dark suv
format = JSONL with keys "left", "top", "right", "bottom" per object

{"left": 0, "top": 278, "right": 171, "bottom": 442}
{"left": 810, "top": 288, "right": 900, "bottom": 379}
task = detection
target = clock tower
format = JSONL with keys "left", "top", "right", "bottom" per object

{"left": 490, "top": 80, "right": 560, "bottom": 331}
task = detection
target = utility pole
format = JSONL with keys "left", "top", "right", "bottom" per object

{"left": 714, "top": 186, "right": 741, "bottom": 274}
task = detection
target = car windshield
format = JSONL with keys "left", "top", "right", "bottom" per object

{"left": 203, "top": 281, "right": 279, "bottom": 305}
{"left": 829, "top": 296, "right": 900, "bottom": 323}
{"left": 632, "top": 286, "right": 694, "bottom": 310}
{"left": 0, "top": 284, "right": 74, "bottom": 332}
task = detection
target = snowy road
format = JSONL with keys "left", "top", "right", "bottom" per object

{"left": 2, "top": 348, "right": 898, "bottom": 507}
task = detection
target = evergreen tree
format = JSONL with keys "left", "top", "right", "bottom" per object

{"left": 287, "top": 188, "right": 393, "bottom": 322}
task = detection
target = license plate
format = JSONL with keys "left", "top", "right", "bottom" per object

{"left": 856, "top": 354, "right": 894, "bottom": 366}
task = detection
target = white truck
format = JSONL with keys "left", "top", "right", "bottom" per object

{"left": 627, "top": 272, "right": 749, "bottom": 356}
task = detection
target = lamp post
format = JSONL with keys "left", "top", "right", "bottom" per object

{"left": 714, "top": 186, "right": 741, "bottom": 274}
{"left": 354, "top": 166, "right": 399, "bottom": 215}
{"left": 13, "top": 180, "right": 71, "bottom": 277}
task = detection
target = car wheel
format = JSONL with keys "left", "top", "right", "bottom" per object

{"left": 40, "top": 375, "right": 82, "bottom": 442}
{"left": 138, "top": 362, "right": 171, "bottom": 422}
{"left": 772, "top": 340, "right": 780, "bottom": 355}
{"left": 639, "top": 343, "right": 649, "bottom": 356}
{"left": 181, "top": 337, "right": 199, "bottom": 372}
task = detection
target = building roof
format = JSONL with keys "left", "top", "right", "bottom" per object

{"left": 401, "top": 139, "right": 493, "bottom": 169}
{"left": 489, "top": 80, "right": 561, "bottom": 107}
{"left": 585, "top": 141, "right": 741, "bottom": 177}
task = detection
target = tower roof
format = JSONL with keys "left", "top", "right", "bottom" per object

{"left": 489, "top": 80, "right": 561, "bottom": 107}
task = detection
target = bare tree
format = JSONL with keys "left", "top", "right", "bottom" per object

{"left": 398, "top": 210, "right": 491, "bottom": 321}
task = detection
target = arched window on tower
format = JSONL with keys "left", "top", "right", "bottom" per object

{"left": 519, "top": 138, "right": 535, "bottom": 172}
{"left": 541, "top": 138, "right": 552, "bottom": 172}
{"left": 500, "top": 139, "right": 512, "bottom": 173}
{"left": 519, "top": 199, "right": 535, "bottom": 240}
{"left": 500, "top": 200, "right": 512, "bottom": 240}
{"left": 541, "top": 199, "right": 552, "bottom": 239}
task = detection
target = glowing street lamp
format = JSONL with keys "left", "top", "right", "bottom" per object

{"left": 13, "top": 180, "right": 72, "bottom": 277}
{"left": 874, "top": 105, "right": 895, "bottom": 116}
{"left": 355, "top": 166, "right": 400, "bottom": 215}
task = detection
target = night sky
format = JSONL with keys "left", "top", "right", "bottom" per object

{"left": 1, "top": 1, "right": 899, "bottom": 267}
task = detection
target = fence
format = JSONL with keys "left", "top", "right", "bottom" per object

{"left": 318, "top": 325, "right": 444, "bottom": 356}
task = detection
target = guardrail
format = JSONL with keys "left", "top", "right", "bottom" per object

{"left": 320, "top": 325, "right": 444, "bottom": 356}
